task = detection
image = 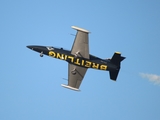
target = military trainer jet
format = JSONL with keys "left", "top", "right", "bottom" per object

{"left": 27, "top": 26, "right": 125, "bottom": 91}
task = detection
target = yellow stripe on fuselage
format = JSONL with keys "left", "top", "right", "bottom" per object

{"left": 48, "top": 51, "right": 107, "bottom": 71}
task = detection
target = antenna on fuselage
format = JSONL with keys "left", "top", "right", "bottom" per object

{"left": 62, "top": 78, "right": 68, "bottom": 81}
{"left": 70, "top": 33, "right": 76, "bottom": 36}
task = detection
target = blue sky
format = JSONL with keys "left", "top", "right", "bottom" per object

{"left": 0, "top": 0, "right": 160, "bottom": 120}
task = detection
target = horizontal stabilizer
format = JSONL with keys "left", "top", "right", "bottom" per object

{"left": 109, "top": 70, "right": 120, "bottom": 81}
{"left": 111, "top": 52, "right": 125, "bottom": 67}
{"left": 61, "top": 84, "right": 80, "bottom": 91}
{"left": 109, "top": 52, "right": 125, "bottom": 81}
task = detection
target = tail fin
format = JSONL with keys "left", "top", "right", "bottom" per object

{"left": 109, "top": 52, "right": 125, "bottom": 81}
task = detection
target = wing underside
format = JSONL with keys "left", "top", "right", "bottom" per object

{"left": 71, "top": 26, "right": 90, "bottom": 58}
{"left": 64, "top": 64, "right": 87, "bottom": 90}
{"left": 61, "top": 26, "right": 90, "bottom": 91}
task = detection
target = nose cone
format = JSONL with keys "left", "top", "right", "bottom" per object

{"left": 26, "top": 45, "right": 34, "bottom": 50}
{"left": 26, "top": 45, "right": 49, "bottom": 55}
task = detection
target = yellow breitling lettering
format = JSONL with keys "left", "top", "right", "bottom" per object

{"left": 100, "top": 65, "right": 107, "bottom": 70}
{"left": 49, "top": 51, "right": 56, "bottom": 57}
{"left": 74, "top": 58, "right": 80, "bottom": 65}
{"left": 92, "top": 63, "right": 99, "bottom": 69}
{"left": 68, "top": 56, "right": 74, "bottom": 63}
{"left": 64, "top": 55, "right": 68, "bottom": 60}
{"left": 85, "top": 61, "right": 92, "bottom": 68}
{"left": 57, "top": 53, "right": 65, "bottom": 60}
{"left": 81, "top": 60, "right": 85, "bottom": 66}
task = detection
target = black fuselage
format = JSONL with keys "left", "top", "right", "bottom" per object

{"left": 27, "top": 45, "right": 118, "bottom": 71}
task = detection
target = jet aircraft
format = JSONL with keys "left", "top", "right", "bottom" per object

{"left": 27, "top": 26, "right": 125, "bottom": 91}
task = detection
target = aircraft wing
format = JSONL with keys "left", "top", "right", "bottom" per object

{"left": 61, "top": 26, "right": 90, "bottom": 91}
{"left": 71, "top": 26, "right": 90, "bottom": 58}
{"left": 61, "top": 64, "right": 87, "bottom": 91}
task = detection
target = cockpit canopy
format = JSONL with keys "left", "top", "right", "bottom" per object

{"left": 47, "top": 46, "right": 54, "bottom": 50}
{"left": 47, "top": 46, "right": 70, "bottom": 51}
